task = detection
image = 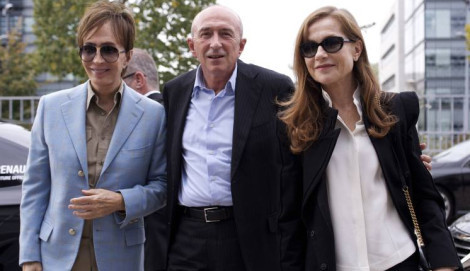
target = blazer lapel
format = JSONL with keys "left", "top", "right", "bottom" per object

{"left": 61, "top": 84, "right": 88, "bottom": 179}
{"left": 168, "top": 72, "right": 194, "bottom": 203}
{"left": 230, "top": 62, "right": 263, "bottom": 179}
{"left": 302, "top": 107, "right": 340, "bottom": 206}
{"left": 363, "top": 112, "right": 408, "bottom": 216}
{"left": 101, "top": 86, "right": 143, "bottom": 174}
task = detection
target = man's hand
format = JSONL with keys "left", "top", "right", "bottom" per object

{"left": 69, "top": 189, "right": 125, "bottom": 220}
{"left": 420, "top": 143, "right": 432, "bottom": 171}
{"left": 23, "top": 262, "right": 42, "bottom": 271}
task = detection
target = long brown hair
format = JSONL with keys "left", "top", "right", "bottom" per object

{"left": 279, "top": 6, "right": 397, "bottom": 153}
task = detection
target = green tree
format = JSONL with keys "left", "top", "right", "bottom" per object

{"left": 131, "top": 0, "right": 215, "bottom": 85}
{"left": 32, "top": 0, "right": 94, "bottom": 80}
{"left": 0, "top": 27, "right": 37, "bottom": 96}
{"left": 32, "top": 0, "right": 215, "bottom": 84}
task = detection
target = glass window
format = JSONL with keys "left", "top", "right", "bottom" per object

{"left": 426, "top": 9, "right": 451, "bottom": 38}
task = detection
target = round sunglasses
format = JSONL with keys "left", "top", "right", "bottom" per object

{"left": 79, "top": 44, "right": 126, "bottom": 63}
{"left": 300, "top": 36, "right": 355, "bottom": 58}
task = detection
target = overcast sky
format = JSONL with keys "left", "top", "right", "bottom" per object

{"left": 216, "top": 0, "right": 395, "bottom": 79}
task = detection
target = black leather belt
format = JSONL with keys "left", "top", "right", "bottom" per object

{"left": 180, "top": 206, "right": 233, "bottom": 223}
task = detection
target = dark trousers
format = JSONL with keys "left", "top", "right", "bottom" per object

{"left": 144, "top": 207, "right": 168, "bottom": 271}
{"left": 386, "top": 252, "right": 419, "bottom": 271}
{"left": 167, "top": 213, "right": 246, "bottom": 271}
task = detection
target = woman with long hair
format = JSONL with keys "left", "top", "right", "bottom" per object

{"left": 279, "top": 6, "right": 461, "bottom": 271}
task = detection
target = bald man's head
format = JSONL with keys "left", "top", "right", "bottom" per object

{"left": 191, "top": 5, "right": 244, "bottom": 38}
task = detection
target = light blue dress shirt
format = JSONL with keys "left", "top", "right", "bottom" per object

{"left": 178, "top": 65, "right": 237, "bottom": 207}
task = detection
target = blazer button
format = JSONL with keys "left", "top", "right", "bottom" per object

{"left": 320, "top": 263, "right": 328, "bottom": 270}
{"left": 68, "top": 228, "right": 76, "bottom": 236}
{"left": 78, "top": 170, "right": 84, "bottom": 177}
{"left": 310, "top": 230, "right": 315, "bottom": 238}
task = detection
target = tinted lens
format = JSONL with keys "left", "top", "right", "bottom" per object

{"left": 79, "top": 45, "right": 97, "bottom": 62}
{"left": 300, "top": 37, "right": 346, "bottom": 58}
{"left": 300, "top": 42, "right": 318, "bottom": 58}
{"left": 79, "top": 45, "right": 121, "bottom": 63}
{"left": 322, "top": 37, "right": 344, "bottom": 53}
{"left": 100, "top": 45, "right": 120, "bottom": 63}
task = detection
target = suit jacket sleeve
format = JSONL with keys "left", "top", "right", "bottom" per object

{"left": 398, "top": 92, "right": 462, "bottom": 269}
{"left": 276, "top": 77, "right": 305, "bottom": 270}
{"left": 116, "top": 105, "right": 167, "bottom": 227}
{"left": 19, "top": 97, "right": 51, "bottom": 265}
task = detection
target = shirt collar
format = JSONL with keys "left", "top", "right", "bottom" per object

{"left": 322, "top": 85, "right": 363, "bottom": 119}
{"left": 86, "top": 81, "right": 124, "bottom": 110}
{"left": 145, "top": 90, "right": 160, "bottom": 97}
{"left": 192, "top": 64, "right": 238, "bottom": 98}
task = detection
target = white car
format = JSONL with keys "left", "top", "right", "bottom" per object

{"left": 0, "top": 121, "right": 30, "bottom": 271}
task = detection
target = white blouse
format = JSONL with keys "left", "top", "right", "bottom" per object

{"left": 323, "top": 89, "right": 415, "bottom": 271}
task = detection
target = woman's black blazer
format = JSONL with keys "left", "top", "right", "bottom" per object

{"left": 301, "top": 91, "right": 462, "bottom": 271}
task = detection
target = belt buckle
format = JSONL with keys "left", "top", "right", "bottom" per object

{"left": 203, "top": 207, "right": 220, "bottom": 223}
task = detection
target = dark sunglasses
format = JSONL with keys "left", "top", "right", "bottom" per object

{"left": 300, "top": 36, "right": 355, "bottom": 58}
{"left": 79, "top": 44, "right": 126, "bottom": 63}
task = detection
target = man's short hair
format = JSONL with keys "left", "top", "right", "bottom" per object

{"left": 126, "top": 48, "right": 160, "bottom": 91}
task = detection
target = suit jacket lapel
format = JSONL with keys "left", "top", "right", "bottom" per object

{"left": 363, "top": 111, "right": 407, "bottom": 214}
{"left": 302, "top": 108, "right": 340, "bottom": 209}
{"left": 101, "top": 86, "right": 143, "bottom": 174}
{"left": 230, "top": 62, "right": 263, "bottom": 179}
{"left": 169, "top": 72, "right": 194, "bottom": 202}
{"left": 61, "top": 84, "right": 88, "bottom": 179}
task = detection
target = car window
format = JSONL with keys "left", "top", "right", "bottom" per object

{"left": 433, "top": 140, "right": 470, "bottom": 163}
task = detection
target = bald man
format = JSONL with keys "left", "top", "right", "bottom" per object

{"left": 163, "top": 5, "right": 304, "bottom": 271}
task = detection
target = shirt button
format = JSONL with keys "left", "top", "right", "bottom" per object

{"left": 320, "top": 263, "right": 328, "bottom": 270}
{"left": 209, "top": 150, "right": 215, "bottom": 155}
{"left": 68, "top": 228, "right": 76, "bottom": 236}
{"left": 78, "top": 170, "right": 84, "bottom": 177}
{"left": 310, "top": 230, "right": 315, "bottom": 238}
{"left": 209, "top": 123, "right": 214, "bottom": 128}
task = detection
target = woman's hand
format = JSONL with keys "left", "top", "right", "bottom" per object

{"left": 420, "top": 142, "right": 432, "bottom": 171}
{"left": 23, "top": 262, "right": 42, "bottom": 271}
{"left": 69, "top": 189, "right": 125, "bottom": 219}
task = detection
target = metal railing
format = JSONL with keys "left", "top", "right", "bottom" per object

{"left": 418, "top": 131, "right": 470, "bottom": 156}
{"left": 0, "top": 95, "right": 469, "bottom": 155}
{"left": 0, "top": 96, "right": 40, "bottom": 124}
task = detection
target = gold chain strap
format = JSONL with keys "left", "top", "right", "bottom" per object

{"left": 403, "top": 186, "right": 425, "bottom": 247}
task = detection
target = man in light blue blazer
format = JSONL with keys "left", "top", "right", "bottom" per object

{"left": 19, "top": 81, "right": 167, "bottom": 271}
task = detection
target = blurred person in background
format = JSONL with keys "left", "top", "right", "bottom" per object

{"left": 123, "top": 48, "right": 163, "bottom": 103}
{"left": 123, "top": 47, "right": 167, "bottom": 271}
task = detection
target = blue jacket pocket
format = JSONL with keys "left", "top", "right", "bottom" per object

{"left": 39, "top": 220, "right": 53, "bottom": 242}
{"left": 125, "top": 226, "right": 145, "bottom": 246}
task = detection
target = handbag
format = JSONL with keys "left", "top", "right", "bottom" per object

{"left": 403, "top": 185, "right": 431, "bottom": 271}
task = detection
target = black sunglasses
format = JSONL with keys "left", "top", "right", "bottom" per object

{"left": 300, "top": 36, "right": 355, "bottom": 58}
{"left": 79, "top": 44, "right": 126, "bottom": 63}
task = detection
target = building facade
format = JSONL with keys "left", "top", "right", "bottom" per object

{"left": 380, "top": 0, "right": 470, "bottom": 153}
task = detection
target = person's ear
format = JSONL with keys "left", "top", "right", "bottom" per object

{"left": 238, "top": 38, "right": 247, "bottom": 56}
{"left": 187, "top": 37, "right": 197, "bottom": 58}
{"left": 134, "top": 71, "right": 146, "bottom": 87}
{"left": 353, "top": 40, "right": 363, "bottom": 61}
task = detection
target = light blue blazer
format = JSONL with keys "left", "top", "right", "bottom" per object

{"left": 19, "top": 82, "right": 167, "bottom": 271}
